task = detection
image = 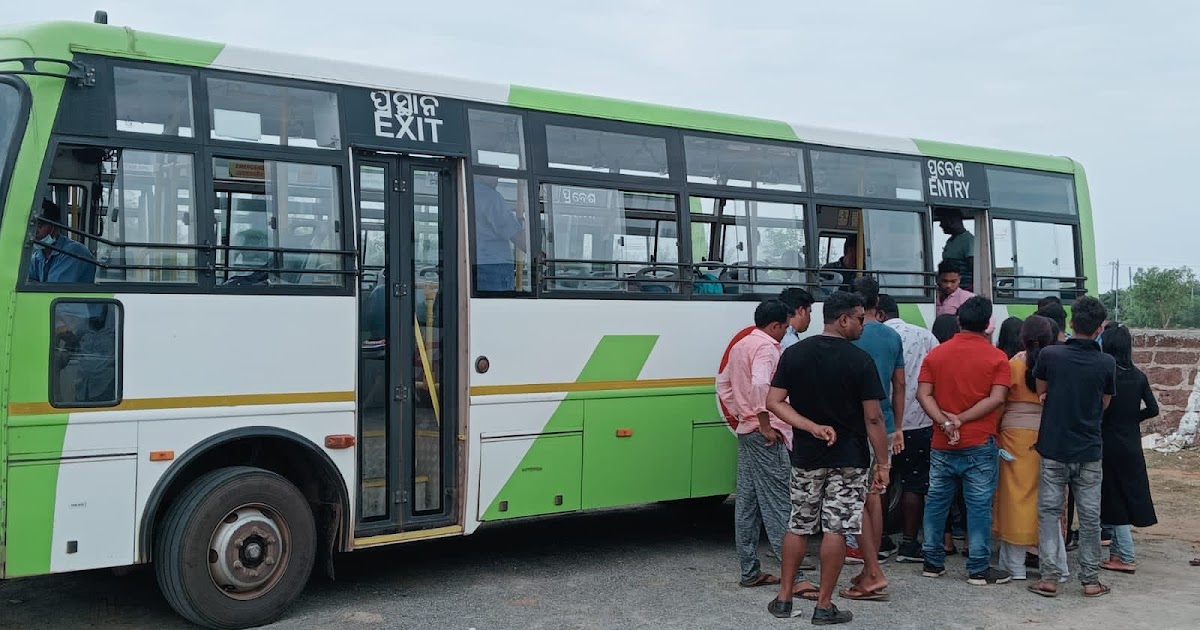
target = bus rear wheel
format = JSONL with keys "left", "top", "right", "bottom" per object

{"left": 154, "top": 466, "right": 316, "bottom": 630}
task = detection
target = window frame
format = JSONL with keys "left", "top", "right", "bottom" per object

{"left": 985, "top": 164, "right": 1079, "bottom": 217}
{"left": 47, "top": 297, "right": 124, "bottom": 409}
{"left": 464, "top": 103, "right": 537, "bottom": 298}
{"left": 0, "top": 75, "right": 31, "bottom": 230}
{"left": 533, "top": 173, "right": 688, "bottom": 301}
{"left": 202, "top": 69, "right": 346, "bottom": 155}
{"left": 204, "top": 145, "right": 355, "bottom": 295}
{"left": 988, "top": 211, "right": 1084, "bottom": 305}
{"left": 529, "top": 111, "right": 685, "bottom": 187}
{"left": 109, "top": 61, "right": 202, "bottom": 143}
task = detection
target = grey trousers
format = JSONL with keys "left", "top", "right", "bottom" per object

{"left": 1038, "top": 458, "right": 1103, "bottom": 585}
{"left": 736, "top": 431, "right": 805, "bottom": 583}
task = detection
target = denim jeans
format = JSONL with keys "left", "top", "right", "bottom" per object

{"left": 475, "top": 263, "right": 516, "bottom": 291}
{"left": 1038, "top": 458, "right": 1103, "bottom": 584}
{"left": 1104, "top": 524, "right": 1135, "bottom": 563}
{"left": 921, "top": 440, "right": 999, "bottom": 575}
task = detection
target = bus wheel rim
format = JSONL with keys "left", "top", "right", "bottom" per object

{"left": 207, "top": 504, "right": 290, "bottom": 599}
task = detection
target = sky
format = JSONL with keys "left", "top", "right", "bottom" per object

{"left": 6, "top": 0, "right": 1199, "bottom": 292}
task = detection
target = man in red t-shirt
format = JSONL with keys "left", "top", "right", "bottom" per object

{"left": 916, "top": 296, "right": 1012, "bottom": 586}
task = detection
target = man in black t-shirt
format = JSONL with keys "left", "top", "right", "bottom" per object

{"left": 1027, "top": 295, "right": 1116, "bottom": 599}
{"left": 764, "top": 291, "right": 890, "bottom": 626}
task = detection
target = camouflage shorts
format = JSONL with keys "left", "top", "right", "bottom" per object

{"left": 788, "top": 466, "right": 869, "bottom": 536}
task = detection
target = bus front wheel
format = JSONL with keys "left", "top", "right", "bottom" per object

{"left": 154, "top": 466, "right": 316, "bottom": 630}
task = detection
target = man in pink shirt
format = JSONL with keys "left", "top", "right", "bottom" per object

{"left": 935, "top": 260, "right": 975, "bottom": 317}
{"left": 717, "top": 296, "right": 818, "bottom": 598}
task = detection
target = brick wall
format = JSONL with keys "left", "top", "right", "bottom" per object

{"left": 1132, "top": 329, "right": 1200, "bottom": 443}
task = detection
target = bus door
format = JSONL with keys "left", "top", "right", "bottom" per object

{"left": 931, "top": 206, "right": 989, "bottom": 298}
{"left": 353, "top": 152, "right": 459, "bottom": 537}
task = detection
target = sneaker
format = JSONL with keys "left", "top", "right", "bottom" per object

{"left": 922, "top": 562, "right": 946, "bottom": 578}
{"left": 878, "top": 536, "right": 898, "bottom": 560}
{"left": 843, "top": 546, "right": 865, "bottom": 565}
{"left": 811, "top": 604, "right": 853, "bottom": 626}
{"left": 767, "top": 598, "right": 794, "bottom": 619}
{"left": 895, "top": 541, "right": 925, "bottom": 563}
{"left": 968, "top": 567, "right": 1013, "bottom": 586}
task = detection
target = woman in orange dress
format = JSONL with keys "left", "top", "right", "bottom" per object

{"left": 993, "top": 315, "right": 1067, "bottom": 580}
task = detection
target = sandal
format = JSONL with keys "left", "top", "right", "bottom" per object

{"left": 739, "top": 573, "right": 781, "bottom": 588}
{"left": 1026, "top": 582, "right": 1059, "bottom": 598}
{"left": 1100, "top": 559, "right": 1136, "bottom": 575}
{"left": 1190, "top": 558, "right": 1200, "bottom": 567}
{"left": 838, "top": 586, "right": 891, "bottom": 601}
{"left": 793, "top": 586, "right": 820, "bottom": 601}
{"left": 1083, "top": 583, "right": 1111, "bottom": 598}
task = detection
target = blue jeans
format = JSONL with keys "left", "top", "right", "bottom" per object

{"left": 922, "top": 440, "right": 999, "bottom": 575}
{"left": 1104, "top": 523, "right": 1135, "bottom": 563}
{"left": 476, "top": 263, "right": 516, "bottom": 291}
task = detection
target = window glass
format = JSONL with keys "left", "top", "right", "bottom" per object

{"left": 811, "top": 150, "right": 923, "bottom": 201}
{"left": 212, "top": 157, "right": 343, "bottom": 286}
{"left": 469, "top": 109, "right": 525, "bottom": 170}
{"left": 689, "top": 197, "right": 805, "bottom": 294}
{"left": 115, "top": 68, "right": 195, "bottom": 137}
{"left": 0, "top": 83, "right": 21, "bottom": 191}
{"left": 94, "top": 150, "right": 199, "bottom": 283}
{"left": 541, "top": 184, "right": 678, "bottom": 292}
{"left": 546, "top": 126, "right": 669, "bottom": 178}
{"left": 684, "top": 136, "right": 805, "bottom": 191}
{"left": 986, "top": 167, "right": 1076, "bottom": 214}
{"left": 472, "top": 175, "right": 531, "bottom": 293}
{"left": 863, "top": 209, "right": 925, "bottom": 297}
{"left": 207, "top": 78, "right": 341, "bottom": 149}
{"left": 50, "top": 301, "right": 121, "bottom": 407}
{"left": 993, "top": 219, "right": 1078, "bottom": 299}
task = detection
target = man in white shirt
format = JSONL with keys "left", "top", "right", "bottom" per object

{"left": 877, "top": 294, "right": 940, "bottom": 563}
{"left": 779, "top": 287, "right": 815, "bottom": 350}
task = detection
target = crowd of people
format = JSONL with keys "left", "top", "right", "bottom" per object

{"left": 716, "top": 276, "right": 1161, "bottom": 625}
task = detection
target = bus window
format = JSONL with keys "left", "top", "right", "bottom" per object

{"left": 545, "top": 125, "right": 669, "bottom": 179}
{"left": 207, "top": 78, "right": 340, "bottom": 150}
{"left": 683, "top": 136, "right": 805, "bottom": 191}
{"left": 540, "top": 184, "right": 678, "bottom": 293}
{"left": 470, "top": 175, "right": 530, "bottom": 293}
{"left": 0, "top": 82, "right": 20, "bottom": 198}
{"left": 992, "top": 219, "right": 1079, "bottom": 300}
{"left": 114, "top": 67, "right": 195, "bottom": 137}
{"left": 863, "top": 208, "right": 926, "bottom": 297}
{"left": 468, "top": 109, "right": 525, "bottom": 170}
{"left": 211, "top": 157, "right": 343, "bottom": 287}
{"left": 986, "top": 167, "right": 1076, "bottom": 215}
{"left": 688, "top": 197, "right": 805, "bottom": 295}
{"left": 50, "top": 301, "right": 121, "bottom": 408}
{"left": 811, "top": 150, "right": 923, "bottom": 201}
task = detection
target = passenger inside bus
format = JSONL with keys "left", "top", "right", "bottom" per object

{"left": 936, "top": 208, "right": 975, "bottom": 292}
{"left": 27, "top": 199, "right": 97, "bottom": 284}
{"left": 223, "top": 229, "right": 270, "bottom": 286}
{"left": 473, "top": 175, "right": 527, "bottom": 292}
{"left": 820, "top": 233, "right": 858, "bottom": 293}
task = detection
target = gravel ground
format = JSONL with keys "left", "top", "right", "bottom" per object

{"left": 2, "top": 497, "right": 1199, "bottom": 630}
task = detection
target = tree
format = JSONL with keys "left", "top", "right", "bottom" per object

{"left": 1126, "top": 267, "right": 1196, "bottom": 329}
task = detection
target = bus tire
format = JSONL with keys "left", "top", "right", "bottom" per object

{"left": 154, "top": 466, "right": 316, "bottom": 630}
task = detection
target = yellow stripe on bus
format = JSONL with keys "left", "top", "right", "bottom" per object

{"left": 469, "top": 377, "right": 714, "bottom": 397}
{"left": 6, "top": 391, "right": 356, "bottom": 416}
{"left": 353, "top": 525, "right": 463, "bottom": 548}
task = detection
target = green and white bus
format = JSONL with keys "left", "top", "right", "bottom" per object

{"left": 0, "top": 16, "right": 1096, "bottom": 629}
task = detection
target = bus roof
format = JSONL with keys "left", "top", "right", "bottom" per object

{"left": 0, "top": 20, "right": 1080, "bottom": 175}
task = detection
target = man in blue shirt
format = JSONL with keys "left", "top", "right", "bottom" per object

{"left": 472, "top": 175, "right": 526, "bottom": 292}
{"left": 28, "top": 199, "right": 96, "bottom": 285}
{"left": 840, "top": 277, "right": 904, "bottom": 597}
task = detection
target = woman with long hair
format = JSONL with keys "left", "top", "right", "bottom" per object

{"left": 993, "top": 315, "right": 1069, "bottom": 580}
{"left": 1099, "top": 324, "right": 1159, "bottom": 574}
{"left": 996, "top": 316, "right": 1024, "bottom": 358}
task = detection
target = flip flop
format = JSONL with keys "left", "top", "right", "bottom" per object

{"left": 1083, "top": 584, "right": 1111, "bottom": 598}
{"left": 1190, "top": 558, "right": 1200, "bottom": 567}
{"left": 793, "top": 587, "right": 820, "bottom": 601}
{"left": 1026, "top": 583, "right": 1059, "bottom": 598}
{"left": 839, "top": 586, "right": 891, "bottom": 602}
{"left": 849, "top": 574, "right": 888, "bottom": 591}
{"left": 1100, "top": 561, "right": 1136, "bottom": 575}
{"left": 739, "top": 573, "right": 780, "bottom": 588}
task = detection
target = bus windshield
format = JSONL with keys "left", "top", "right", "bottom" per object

{"left": 0, "top": 81, "right": 21, "bottom": 195}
